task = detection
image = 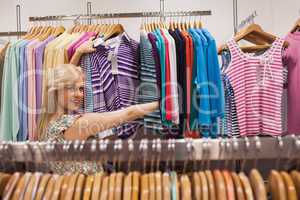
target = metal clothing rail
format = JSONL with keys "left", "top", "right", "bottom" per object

{"left": 28, "top": 10, "right": 212, "bottom": 22}
{"left": 0, "top": 136, "right": 299, "bottom": 164}
{"left": 0, "top": 32, "right": 27, "bottom": 37}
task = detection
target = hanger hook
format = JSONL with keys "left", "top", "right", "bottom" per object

{"left": 276, "top": 136, "right": 284, "bottom": 170}
{"left": 254, "top": 136, "right": 261, "bottom": 169}
{"left": 156, "top": 139, "right": 162, "bottom": 172}
{"left": 232, "top": 137, "right": 239, "bottom": 171}
{"left": 241, "top": 137, "right": 250, "bottom": 172}
{"left": 151, "top": 140, "right": 156, "bottom": 172}
{"left": 127, "top": 139, "right": 134, "bottom": 173}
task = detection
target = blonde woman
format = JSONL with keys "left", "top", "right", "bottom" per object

{"left": 38, "top": 39, "right": 158, "bottom": 142}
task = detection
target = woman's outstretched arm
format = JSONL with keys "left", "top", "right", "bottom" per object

{"left": 64, "top": 101, "right": 159, "bottom": 140}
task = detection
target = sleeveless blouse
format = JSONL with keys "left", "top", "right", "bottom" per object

{"left": 225, "top": 38, "right": 285, "bottom": 136}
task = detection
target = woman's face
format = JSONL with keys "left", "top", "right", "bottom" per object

{"left": 57, "top": 77, "right": 85, "bottom": 112}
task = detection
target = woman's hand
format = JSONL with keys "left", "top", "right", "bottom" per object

{"left": 76, "top": 37, "right": 96, "bottom": 54}
{"left": 70, "top": 37, "right": 96, "bottom": 65}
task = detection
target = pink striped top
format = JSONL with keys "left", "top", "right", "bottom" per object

{"left": 225, "top": 38, "right": 285, "bottom": 136}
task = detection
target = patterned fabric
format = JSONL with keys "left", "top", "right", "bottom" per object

{"left": 90, "top": 33, "right": 140, "bottom": 138}
{"left": 139, "top": 30, "right": 163, "bottom": 132}
{"left": 226, "top": 38, "right": 285, "bottom": 136}
{"left": 80, "top": 54, "right": 94, "bottom": 112}
{"left": 43, "top": 114, "right": 81, "bottom": 142}
{"left": 43, "top": 114, "right": 100, "bottom": 174}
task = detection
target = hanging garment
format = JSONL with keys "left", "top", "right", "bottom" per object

{"left": 80, "top": 54, "right": 94, "bottom": 113}
{"left": 283, "top": 32, "right": 300, "bottom": 134}
{"left": 0, "top": 42, "right": 19, "bottom": 141}
{"left": 225, "top": 38, "right": 285, "bottom": 136}
{"left": 90, "top": 33, "right": 140, "bottom": 138}
{"left": 139, "top": 30, "right": 163, "bottom": 132}
{"left": 0, "top": 43, "right": 9, "bottom": 107}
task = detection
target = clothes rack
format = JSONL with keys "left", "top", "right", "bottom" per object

{"left": 0, "top": 32, "right": 27, "bottom": 37}
{"left": 0, "top": 136, "right": 298, "bottom": 163}
{"left": 28, "top": 10, "right": 212, "bottom": 22}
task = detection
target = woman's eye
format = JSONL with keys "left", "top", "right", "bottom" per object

{"left": 79, "top": 87, "right": 84, "bottom": 92}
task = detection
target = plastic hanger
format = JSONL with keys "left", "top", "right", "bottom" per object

{"left": 239, "top": 172, "right": 254, "bottom": 200}
{"left": 123, "top": 172, "right": 132, "bottom": 200}
{"left": 249, "top": 169, "right": 267, "bottom": 200}
{"left": 51, "top": 175, "right": 64, "bottom": 200}
{"left": 281, "top": 171, "right": 298, "bottom": 200}
{"left": 290, "top": 171, "right": 300, "bottom": 198}
{"left": 291, "top": 18, "right": 300, "bottom": 33}
{"left": 162, "top": 173, "right": 170, "bottom": 200}
{"left": 108, "top": 173, "right": 116, "bottom": 200}
{"left": 74, "top": 174, "right": 85, "bottom": 200}
{"left": 141, "top": 173, "right": 149, "bottom": 200}
{"left": 43, "top": 175, "right": 57, "bottom": 200}
{"left": 0, "top": 173, "right": 11, "bottom": 198}
{"left": 193, "top": 171, "right": 202, "bottom": 200}
{"left": 213, "top": 170, "right": 227, "bottom": 200}
{"left": 12, "top": 172, "right": 32, "bottom": 200}
{"left": 231, "top": 172, "right": 246, "bottom": 200}
{"left": 269, "top": 170, "right": 287, "bottom": 200}
{"left": 199, "top": 171, "right": 209, "bottom": 200}
{"left": 223, "top": 170, "right": 236, "bottom": 200}
{"left": 149, "top": 173, "right": 156, "bottom": 200}
{"left": 180, "top": 174, "right": 192, "bottom": 200}
{"left": 132, "top": 172, "right": 140, "bottom": 200}
{"left": 35, "top": 173, "right": 51, "bottom": 200}
{"left": 155, "top": 171, "right": 162, "bottom": 200}
{"left": 205, "top": 170, "right": 216, "bottom": 200}
{"left": 83, "top": 175, "right": 94, "bottom": 200}
{"left": 91, "top": 172, "right": 104, "bottom": 200}
{"left": 115, "top": 172, "right": 124, "bottom": 200}
{"left": 65, "top": 173, "right": 79, "bottom": 200}
{"left": 2, "top": 172, "right": 21, "bottom": 200}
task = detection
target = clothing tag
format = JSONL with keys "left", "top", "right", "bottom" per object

{"left": 93, "top": 37, "right": 105, "bottom": 48}
{"left": 96, "top": 129, "right": 115, "bottom": 139}
{"left": 107, "top": 51, "right": 118, "bottom": 75}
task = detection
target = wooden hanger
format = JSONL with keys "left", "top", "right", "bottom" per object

{"left": 52, "top": 26, "right": 65, "bottom": 37}
{"left": 290, "top": 171, "right": 300, "bottom": 198}
{"left": 231, "top": 172, "right": 246, "bottom": 200}
{"left": 108, "top": 173, "right": 116, "bottom": 200}
{"left": 100, "top": 175, "right": 109, "bottom": 200}
{"left": 115, "top": 172, "right": 124, "bottom": 200}
{"left": 74, "top": 174, "right": 85, "bottom": 200}
{"left": 123, "top": 172, "right": 132, "bottom": 200}
{"left": 91, "top": 172, "right": 104, "bottom": 200}
{"left": 291, "top": 18, "right": 300, "bottom": 33}
{"left": 249, "top": 169, "right": 267, "bottom": 200}
{"left": 51, "top": 175, "right": 64, "bottom": 200}
{"left": 281, "top": 171, "right": 298, "bottom": 200}
{"left": 213, "top": 170, "right": 227, "bottom": 200}
{"left": 104, "top": 24, "right": 124, "bottom": 41}
{"left": 193, "top": 172, "right": 202, "bottom": 200}
{"left": 180, "top": 174, "right": 192, "bottom": 200}
{"left": 0, "top": 173, "right": 11, "bottom": 198}
{"left": 269, "top": 170, "right": 287, "bottom": 200}
{"left": 24, "top": 172, "right": 39, "bottom": 200}
{"left": 65, "top": 173, "right": 80, "bottom": 200}
{"left": 59, "top": 174, "right": 71, "bottom": 200}
{"left": 43, "top": 175, "right": 57, "bottom": 200}
{"left": 199, "top": 171, "right": 209, "bottom": 200}
{"left": 223, "top": 170, "right": 236, "bottom": 200}
{"left": 12, "top": 172, "right": 32, "bottom": 200}
{"left": 218, "top": 23, "right": 289, "bottom": 54}
{"left": 141, "top": 173, "right": 149, "bottom": 200}
{"left": 149, "top": 173, "right": 156, "bottom": 200}
{"left": 155, "top": 171, "right": 162, "bottom": 200}
{"left": 83, "top": 175, "right": 94, "bottom": 200}
{"left": 132, "top": 172, "right": 140, "bottom": 200}
{"left": 2, "top": 172, "right": 21, "bottom": 199}
{"left": 163, "top": 173, "right": 171, "bottom": 200}
{"left": 239, "top": 172, "right": 254, "bottom": 200}
{"left": 205, "top": 170, "right": 216, "bottom": 200}
{"left": 35, "top": 173, "right": 51, "bottom": 200}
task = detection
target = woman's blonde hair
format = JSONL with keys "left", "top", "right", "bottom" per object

{"left": 37, "top": 64, "right": 84, "bottom": 140}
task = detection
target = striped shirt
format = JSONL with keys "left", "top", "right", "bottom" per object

{"left": 80, "top": 54, "right": 94, "bottom": 112}
{"left": 90, "top": 33, "right": 140, "bottom": 138}
{"left": 225, "top": 38, "right": 285, "bottom": 136}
